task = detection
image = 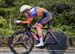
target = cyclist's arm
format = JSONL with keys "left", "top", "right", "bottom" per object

{"left": 20, "top": 18, "right": 33, "bottom": 24}
{"left": 20, "top": 13, "right": 33, "bottom": 24}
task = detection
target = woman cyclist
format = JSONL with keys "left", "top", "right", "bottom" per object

{"left": 15, "top": 5, "right": 52, "bottom": 47}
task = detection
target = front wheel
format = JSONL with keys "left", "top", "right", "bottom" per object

{"left": 8, "top": 30, "right": 34, "bottom": 54}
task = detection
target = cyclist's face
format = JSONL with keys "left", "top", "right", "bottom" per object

{"left": 24, "top": 12, "right": 27, "bottom": 16}
{"left": 23, "top": 9, "right": 30, "bottom": 15}
{"left": 24, "top": 12, "right": 30, "bottom": 17}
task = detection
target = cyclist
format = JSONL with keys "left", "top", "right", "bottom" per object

{"left": 15, "top": 5, "right": 52, "bottom": 47}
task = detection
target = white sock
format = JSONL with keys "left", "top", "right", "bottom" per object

{"left": 39, "top": 38, "right": 44, "bottom": 45}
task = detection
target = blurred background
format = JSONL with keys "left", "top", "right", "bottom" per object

{"left": 0, "top": 0, "right": 75, "bottom": 48}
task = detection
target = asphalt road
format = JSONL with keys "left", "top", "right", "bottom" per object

{"left": 0, "top": 47, "right": 75, "bottom": 54}
{"left": 0, "top": 52, "right": 75, "bottom": 54}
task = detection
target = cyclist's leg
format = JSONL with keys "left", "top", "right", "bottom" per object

{"left": 35, "top": 14, "right": 52, "bottom": 47}
{"left": 34, "top": 23, "right": 44, "bottom": 47}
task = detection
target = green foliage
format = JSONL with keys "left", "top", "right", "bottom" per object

{"left": 52, "top": 25, "right": 75, "bottom": 36}
{"left": 0, "top": 0, "right": 5, "bottom": 7}
{"left": 0, "top": 16, "right": 7, "bottom": 28}
{"left": 0, "top": 0, "right": 75, "bottom": 36}
{"left": 4, "top": 29, "right": 14, "bottom": 37}
{"left": 0, "top": 29, "right": 14, "bottom": 36}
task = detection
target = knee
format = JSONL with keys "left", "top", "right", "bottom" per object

{"left": 36, "top": 23, "right": 43, "bottom": 29}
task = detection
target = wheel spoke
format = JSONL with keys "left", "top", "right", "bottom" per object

{"left": 14, "top": 41, "right": 22, "bottom": 45}
{"left": 22, "top": 43, "right": 28, "bottom": 49}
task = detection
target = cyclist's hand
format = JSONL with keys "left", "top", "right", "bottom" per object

{"left": 15, "top": 20, "right": 21, "bottom": 24}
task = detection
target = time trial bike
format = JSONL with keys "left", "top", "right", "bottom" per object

{"left": 8, "top": 22, "right": 67, "bottom": 54}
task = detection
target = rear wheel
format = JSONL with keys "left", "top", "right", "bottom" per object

{"left": 8, "top": 30, "right": 34, "bottom": 54}
{"left": 46, "top": 31, "right": 68, "bottom": 54}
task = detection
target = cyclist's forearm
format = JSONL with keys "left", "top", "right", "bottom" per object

{"left": 20, "top": 18, "right": 33, "bottom": 24}
{"left": 27, "top": 18, "right": 33, "bottom": 24}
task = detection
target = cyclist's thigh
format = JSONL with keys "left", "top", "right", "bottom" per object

{"left": 37, "top": 16, "right": 52, "bottom": 26}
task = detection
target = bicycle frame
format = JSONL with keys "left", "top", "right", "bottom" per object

{"left": 24, "top": 27, "right": 58, "bottom": 44}
{"left": 22, "top": 24, "right": 58, "bottom": 45}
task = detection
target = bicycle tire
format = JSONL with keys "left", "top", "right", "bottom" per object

{"left": 8, "top": 30, "right": 34, "bottom": 54}
{"left": 47, "top": 31, "right": 67, "bottom": 54}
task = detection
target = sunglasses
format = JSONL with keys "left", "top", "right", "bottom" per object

{"left": 22, "top": 10, "right": 26, "bottom": 14}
